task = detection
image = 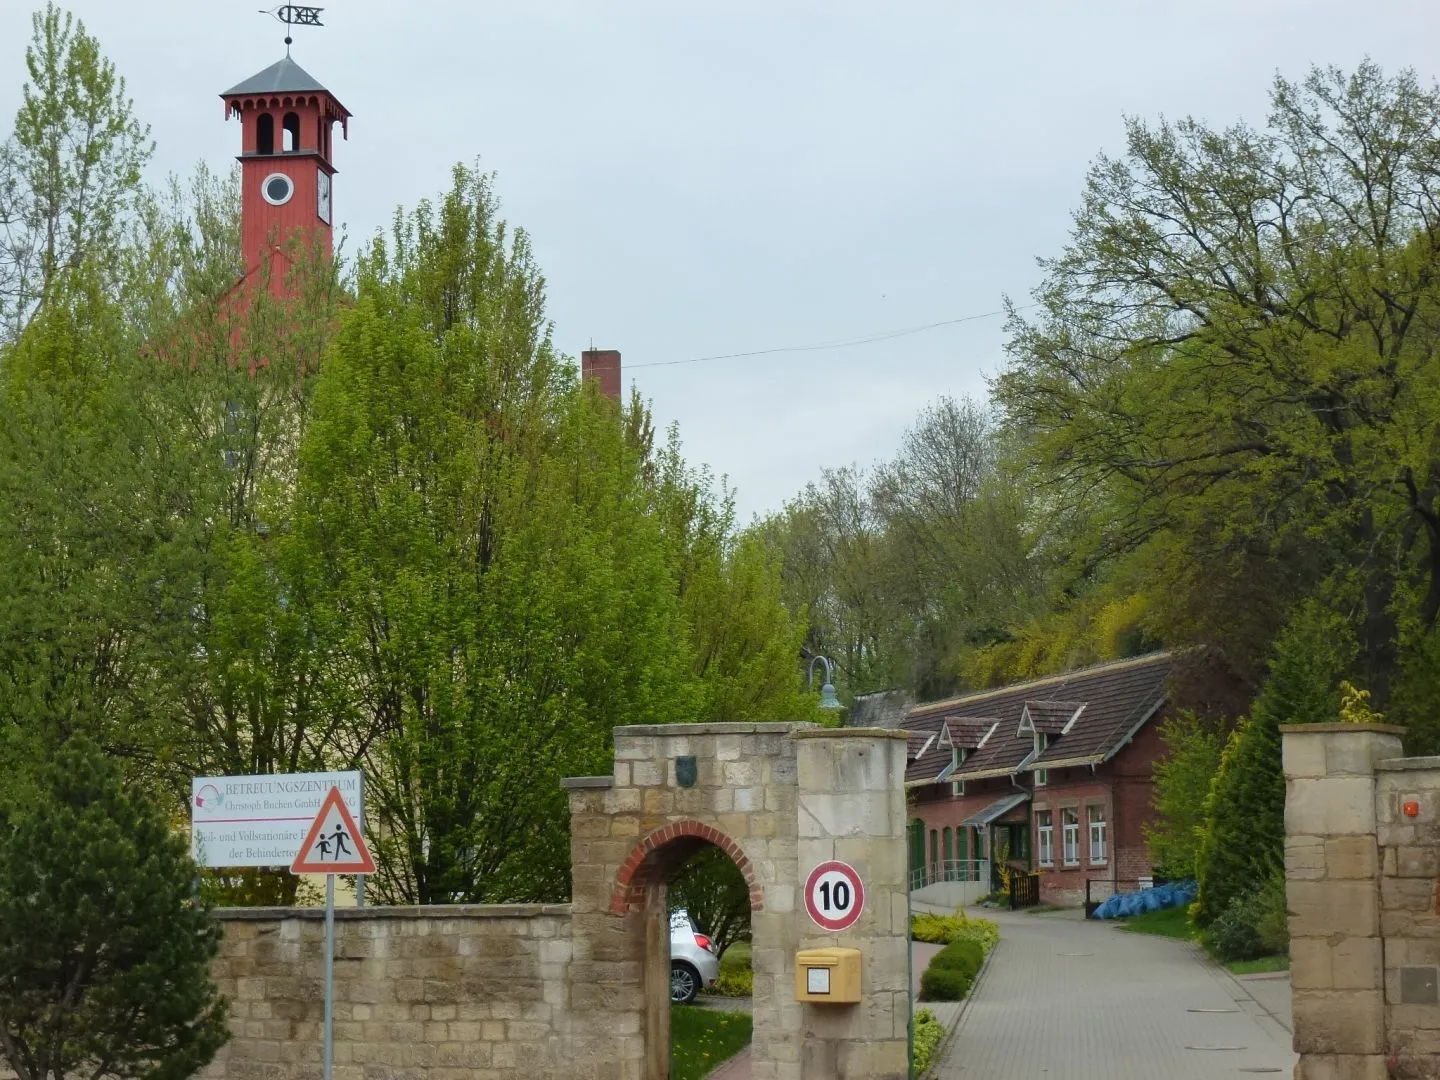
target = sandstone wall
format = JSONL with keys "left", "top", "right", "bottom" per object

{"left": 205, "top": 722, "right": 913, "bottom": 1080}
{"left": 1278, "top": 722, "right": 1440, "bottom": 1080}
{"left": 207, "top": 905, "right": 585, "bottom": 1080}
{"left": 1376, "top": 755, "right": 1440, "bottom": 1079}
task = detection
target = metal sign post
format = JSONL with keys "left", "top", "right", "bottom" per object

{"left": 291, "top": 787, "right": 375, "bottom": 1080}
{"left": 324, "top": 873, "right": 335, "bottom": 1080}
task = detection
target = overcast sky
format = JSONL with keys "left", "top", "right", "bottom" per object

{"left": 2, "top": 1, "right": 1439, "bottom": 520}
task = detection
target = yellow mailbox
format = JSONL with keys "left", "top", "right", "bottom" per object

{"left": 794, "top": 947, "right": 862, "bottom": 1004}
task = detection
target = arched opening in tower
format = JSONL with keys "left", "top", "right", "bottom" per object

{"left": 282, "top": 112, "right": 300, "bottom": 153}
{"left": 255, "top": 112, "right": 274, "bottom": 155}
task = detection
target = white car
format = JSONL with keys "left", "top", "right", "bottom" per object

{"left": 669, "top": 909, "right": 720, "bottom": 1003}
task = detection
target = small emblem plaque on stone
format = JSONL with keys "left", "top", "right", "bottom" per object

{"left": 1401, "top": 966, "right": 1439, "bottom": 1005}
{"left": 675, "top": 755, "right": 697, "bottom": 788}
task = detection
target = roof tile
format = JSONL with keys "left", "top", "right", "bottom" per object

{"left": 907, "top": 653, "right": 1174, "bottom": 779}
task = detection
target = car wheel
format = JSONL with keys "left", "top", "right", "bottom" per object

{"left": 670, "top": 961, "right": 700, "bottom": 1004}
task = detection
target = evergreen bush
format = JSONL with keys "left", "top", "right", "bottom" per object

{"left": 1205, "top": 895, "right": 1268, "bottom": 962}
{"left": 917, "top": 935, "right": 988, "bottom": 1001}
{"left": 929, "top": 937, "right": 984, "bottom": 974}
{"left": 1194, "top": 600, "right": 1355, "bottom": 925}
{"left": 917, "top": 966, "right": 971, "bottom": 1002}
{"left": 0, "top": 738, "right": 229, "bottom": 1080}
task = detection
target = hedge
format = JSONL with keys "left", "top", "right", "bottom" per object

{"left": 918, "top": 965, "right": 971, "bottom": 1002}
{"left": 912, "top": 1008, "right": 944, "bottom": 1076}
{"left": 911, "top": 911, "right": 1000, "bottom": 954}
{"left": 917, "top": 936, "right": 987, "bottom": 1002}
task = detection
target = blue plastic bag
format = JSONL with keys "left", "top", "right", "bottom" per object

{"left": 1091, "top": 895, "right": 1121, "bottom": 919}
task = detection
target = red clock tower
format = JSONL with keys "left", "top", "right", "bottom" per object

{"left": 221, "top": 57, "right": 350, "bottom": 292}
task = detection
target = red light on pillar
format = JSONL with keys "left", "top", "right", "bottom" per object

{"left": 1404, "top": 800, "right": 1421, "bottom": 818}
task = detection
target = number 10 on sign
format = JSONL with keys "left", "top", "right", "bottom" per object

{"left": 804, "top": 860, "right": 865, "bottom": 932}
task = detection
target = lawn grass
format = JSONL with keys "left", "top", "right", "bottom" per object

{"left": 1226, "top": 954, "right": 1290, "bottom": 975}
{"left": 1116, "top": 906, "right": 1290, "bottom": 975}
{"left": 1115, "top": 905, "right": 1198, "bottom": 940}
{"left": 670, "top": 1005, "right": 753, "bottom": 1080}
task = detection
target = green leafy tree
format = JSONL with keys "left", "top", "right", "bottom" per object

{"left": 668, "top": 846, "right": 752, "bottom": 959}
{"left": 0, "top": 738, "right": 228, "bottom": 1080}
{"left": 1145, "top": 712, "right": 1226, "bottom": 880}
{"left": 995, "top": 62, "right": 1440, "bottom": 706}
{"left": 0, "top": 149, "right": 338, "bottom": 907}
{"left": 0, "top": 3, "right": 152, "bottom": 339}
{"left": 0, "top": 8, "right": 815, "bottom": 907}
{"left": 648, "top": 434, "right": 813, "bottom": 722}
{"left": 296, "top": 166, "right": 714, "bottom": 903}
{"left": 761, "top": 395, "right": 1047, "bottom": 701}
{"left": 1194, "top": 601, "right": 1356, "bottom": 924}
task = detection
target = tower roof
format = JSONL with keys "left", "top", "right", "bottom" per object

{"left": 223, "top": 56, "right": 328, "bottom": 98}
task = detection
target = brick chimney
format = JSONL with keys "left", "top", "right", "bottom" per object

{"left": 580, "top": 348, "right": 622, "bottom": 401}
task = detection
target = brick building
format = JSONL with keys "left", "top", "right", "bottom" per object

{"left": 901, "top": 652, "right": 1177, "bottom": 906}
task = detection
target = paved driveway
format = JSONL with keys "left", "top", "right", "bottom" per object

{"left": 935, "top": 909, "right": 1296, "bottom": 1079}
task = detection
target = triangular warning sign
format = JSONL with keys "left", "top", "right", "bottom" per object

{"left": 291, "top": 786, "right": 375, "bottom": 875}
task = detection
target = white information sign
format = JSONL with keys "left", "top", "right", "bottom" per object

{"left": 191, "top": 771, "right": 363, "bottom": 868}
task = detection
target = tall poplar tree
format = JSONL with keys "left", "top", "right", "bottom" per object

{"left": 298, "top": 167, "right": 718, "bottom": 903}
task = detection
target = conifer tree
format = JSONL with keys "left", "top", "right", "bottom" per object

{"left": 0, "top": 738, "right": 228, "bottom": 1080}
{"left": 1194, "top": 601, "right": 1356, "bottom": 924}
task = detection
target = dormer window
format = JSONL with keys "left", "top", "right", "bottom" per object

{"left": 952, "top": 747, "right": 966, "bottom": 797}
{"left": 1035, "top": 732, "right": 1050, "bottom": 787}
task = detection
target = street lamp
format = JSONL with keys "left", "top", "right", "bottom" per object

{"left": 807, "top": 656, "right": 844, "bottom": 712}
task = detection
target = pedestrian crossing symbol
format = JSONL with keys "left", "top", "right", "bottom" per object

{"left": 290, "top": 786, "right": 375, "bottom": 875}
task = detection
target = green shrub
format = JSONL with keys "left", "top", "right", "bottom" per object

{"left": 1207, "top": 871, "right": 1290, "bottom": 962}
{"left": 930, "top": 937, "right": 984, "bottom": 974}
{"left": 1252, "top": 871, "right": 1290, "bottom": 956}
{"left": 912, "top": 1008, "right": 944, "bottom": 1077}
{"left": 950, "top": 920, "right": 999, "bottom": 954}
{"left": 918, "top": 966, "right": 971, "bottom": 1002}
{"left": 910, "top": 910, "right": 999, "bottom": 953}
{"left": 911, "top": 912, "right": 961, "bottom": 943}
{"left": 1205, "top": 896, "right": 1266, "bottom": 962}
{"left": 917, "top": 935, "right": 987, "bottom": 1001}
{"left": 705, "top": 967, "right": 753, "bottom": 997}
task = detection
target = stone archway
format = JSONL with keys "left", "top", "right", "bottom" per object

{"left": 611, "top": 819, "right": 761, "bottom": 915}
{"left": 563, "top": 722, "right": 911, "bottom": 1080}
{"left": 615, "top": 821, "right": 759, "bottom": 1080}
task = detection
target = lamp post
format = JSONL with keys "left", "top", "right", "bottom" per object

{"left": 807, "top": 656, "right": 844, "bottom": 712}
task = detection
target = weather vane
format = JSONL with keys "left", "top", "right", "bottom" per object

{"left": 258, "top": 5, "right": 324, "bottom": 56}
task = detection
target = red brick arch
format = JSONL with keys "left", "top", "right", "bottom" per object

{"left": 609, "top": 819, "right": 764, "bottom": 915}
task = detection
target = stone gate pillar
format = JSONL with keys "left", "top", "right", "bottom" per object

{"left": 1283, "top": 722, "right": 1404, "bottom": 1080}
{"left": 793, "top": 728, "right": 910, "bottom": 1080}
{"left": 562, "top": 722, "right": 911, "bottom": 1080}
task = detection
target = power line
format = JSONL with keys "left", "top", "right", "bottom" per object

{"left": 625, "top": 303, "right": 1037, "bottom": 371}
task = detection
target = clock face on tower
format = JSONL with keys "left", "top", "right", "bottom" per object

{"left": 317, "top": 168, "right": 332, "bottom": 225}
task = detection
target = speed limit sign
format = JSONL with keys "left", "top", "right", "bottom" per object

{"left": 804, "top": 860, "right": 865, "bottom": 931}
